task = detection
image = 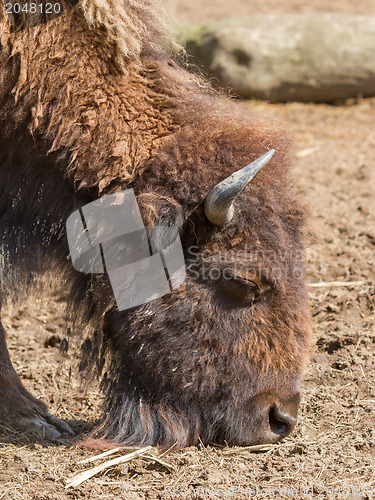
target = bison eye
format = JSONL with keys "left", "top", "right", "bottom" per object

{"left": 221, "top": 272, "right": 262, "bottom": 304}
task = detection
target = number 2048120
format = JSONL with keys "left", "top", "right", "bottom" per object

{"left": 5, "top": 2, "right": 62, "bottom": 14}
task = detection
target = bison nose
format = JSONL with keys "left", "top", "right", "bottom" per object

{"left": 268, "top": 393, "right": 300, "bottom": 439}
{"left": 269, "top": 406, "right": 296, "bottom": 437}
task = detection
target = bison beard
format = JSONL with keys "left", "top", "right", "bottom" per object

{"left": 0, "top": 0, "right": 313, "bottom": 447}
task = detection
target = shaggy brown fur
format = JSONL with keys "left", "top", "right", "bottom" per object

{"left": 0, "top": 0, "right": 313, "bottom": 447}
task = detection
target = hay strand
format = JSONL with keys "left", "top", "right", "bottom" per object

{"left": 65, "top": 446, "right": 153, "bottom": 488}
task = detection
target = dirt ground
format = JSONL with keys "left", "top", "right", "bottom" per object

{"left": 1, "top": 1, "right": 374, "bottom": 499}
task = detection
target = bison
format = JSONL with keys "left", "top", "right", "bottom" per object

{"left": 0, "top": 0, "right": 312, "bottom": 448}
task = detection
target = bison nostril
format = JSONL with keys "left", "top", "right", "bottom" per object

{"left": 269, "top": 406, "right": 296, "bottom": 436}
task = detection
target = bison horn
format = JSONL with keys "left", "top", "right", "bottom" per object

{"left": 204, "top": 149, "right": 275, "bottom": 226}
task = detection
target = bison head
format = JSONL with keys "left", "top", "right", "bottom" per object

{"left": 86, "top": 146, "right": 312, "bottom": 449}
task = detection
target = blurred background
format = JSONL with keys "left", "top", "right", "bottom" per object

{"left": 171, "top": 0, "right": 375, "bottom": 22}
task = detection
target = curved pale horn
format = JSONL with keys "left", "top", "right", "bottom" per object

{"left": 204, "top": 149, "right": 275, "bottom": 226}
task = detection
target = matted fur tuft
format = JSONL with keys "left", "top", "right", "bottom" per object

{"left": 1, "top": 0, "right": 177, "bottom": 70}
{"left": 79, "top": 0, "right": 176, "bottom": 67}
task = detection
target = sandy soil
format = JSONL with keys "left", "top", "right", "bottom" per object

{"left": 0, "top": 1, "right": 374, "bottom": 499}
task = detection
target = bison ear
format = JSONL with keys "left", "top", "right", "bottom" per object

{"left": 204, "top": 150, "right": 275, "bottom": 227}
{"left": 136, "top": 193, "right": 184, "bottom": 228}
